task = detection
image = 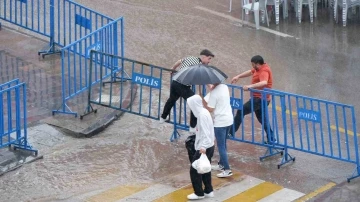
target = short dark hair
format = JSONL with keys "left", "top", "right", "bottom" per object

{"left": 200, "top": 49, "right": 215, "bottom": 57}
{"left": 251, "top": 55, "right": 264, "bottom": 65}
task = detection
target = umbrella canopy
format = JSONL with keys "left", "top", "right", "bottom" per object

{"left": 172, "top": 64, "right": 228, "bottom": 85}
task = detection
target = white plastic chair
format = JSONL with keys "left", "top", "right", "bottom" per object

{"left": 334, "top": 0, "right": 360, "bottom": 26}
{"left": 266, "top": 0, "right": 289, "bottom": 24}
{"left": 242, "top": 0, "right": 269, "bottom": 29}
{"left": 295, "top": 0, "right": 318, "bottom": 23}
{"left": 229, "top": 0, "right": 250, "bottom": 14}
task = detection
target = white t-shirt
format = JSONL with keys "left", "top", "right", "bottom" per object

{"left": 204, "top": 84, "right": 233, "bottom": 127}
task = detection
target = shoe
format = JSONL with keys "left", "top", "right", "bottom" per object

{"left": 159, "top": 117, "right": 166, "bottom": 124}
{"left": 204, "top": 192, "right": 214, "bottom": 198}
{"left": 217, "top": 170, "right": 233, "bottom": 178}
{"left": 211, "top": 164, "right": 224, "bottom": 171}
{"left": 187, "top": 193, "right": 205, "bottom": 200}
{"left": 264, "top": 139, "right": 277, "bottom": 145}
{"left": 189, "top": 127, "right": 196, "bottom": 133}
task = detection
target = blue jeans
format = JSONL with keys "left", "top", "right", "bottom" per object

{"left": 214, "top": 126, "right": 231, "bottom": 170}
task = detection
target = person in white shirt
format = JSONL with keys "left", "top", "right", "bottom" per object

{"left": 202, "top": 83, "right": 234, "bottom": 178}
{"left": 186, "top": 95, "right": 215, "bottom": 200}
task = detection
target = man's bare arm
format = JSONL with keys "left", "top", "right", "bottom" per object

{"left": 201, "top": 97, "right": 215, "bottom": 113}
{"left": 231, "top": 70, "right": 252, "bottom": 84}
{"left": 243, "top": 80, "right": 267, "bottom": 91}
{"left": 171, "top": 59, "right": 182, "bottom": 71}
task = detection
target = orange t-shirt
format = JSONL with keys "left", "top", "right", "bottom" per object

{"left": 250, "top": 63, "right": 273, "bottom": 100}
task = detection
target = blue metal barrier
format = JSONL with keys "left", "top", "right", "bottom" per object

{"left": 52, "top": 18, "right": 125, "bottom": 117}
{"left": 263, "top": 88, "right": 359, "bottom": 181}
{"left": 0, "top": 0, "right": 113, "bottom": 57}
{"left": 169, "top": 84, "right": 359, "bottom": 181}
{"left": 69, "top": 49, "right": 359, "bottom": 181}
{"left": 0, "top": 79, "right": 37, "bottom": 155}
{"left": 81, "top": 51, "right": 172, "bottom": 120}
{"left": 227, "top": 87, "right": 286, "bottom": 159}
{"left": 0, "top": 0, "right": 125, "bottom": 118}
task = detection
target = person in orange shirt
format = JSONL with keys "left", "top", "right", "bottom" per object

{"left": 230, "top": 55, "right": 276, "bottom": 144}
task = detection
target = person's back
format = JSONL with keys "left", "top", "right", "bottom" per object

{"left": 205, "top": 84, "right": 233, "bottom": 127}
{"left": 203, "top": 83, "right": 234, "bottom": 178}
{"left": 187, "top": 95, "right": 215, "bottom": 150}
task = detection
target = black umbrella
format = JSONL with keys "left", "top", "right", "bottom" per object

{"left": 172, "top": 64, "right": 228, "bottom": 85}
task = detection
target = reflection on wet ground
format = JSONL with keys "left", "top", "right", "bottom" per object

{"left": 0, "top": 51, "right": 63, "bottom": 126}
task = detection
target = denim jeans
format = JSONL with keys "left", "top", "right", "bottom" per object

{"left": 190, "top": 146, "right": 215, "bottom": 196}
{"left": 161, "top": 81, "right": 197, "bottom": 128}
{"left": 229, "top": 98, "right": 275, "bottom": 142}
{"left": 214, "top": 126, "right": 231, "bottom": 170}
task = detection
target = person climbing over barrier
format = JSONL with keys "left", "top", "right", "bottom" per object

{"left": 230, "top": 55, "right": 276, "bottom": 144}
{"left": 159, "top": 49, "right": 215, "bottom": 133}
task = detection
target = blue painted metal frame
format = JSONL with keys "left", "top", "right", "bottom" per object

{"left": 0, "top": 0, "right": 113, "bottom": 57}
{"left": 53, "top": 17, "right": 125, "bottom": 117}
{"left": 64, "top": 50, "right": 359, "bottom": 181}
{"left": 0, "top": 79, "right": 37, "bottom": 155}
{"left": 81, "top": 52, "right": 172, "bottom": 122}
{"left": 264, "top": 88, "right": 359, "bottom": 181}
{"left": 167, "top": 83, "right": 359, "bottom": 181}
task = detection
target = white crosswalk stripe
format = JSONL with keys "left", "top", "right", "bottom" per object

{"left": 85, "top": 171, "right": 306, "bottom": 202}
{"left": 258, "top": 188, "right": 305, "bottom": 202}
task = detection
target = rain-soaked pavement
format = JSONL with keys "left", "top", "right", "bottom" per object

{"left": 1, "top": 0, "right": 360, "bottom": 201}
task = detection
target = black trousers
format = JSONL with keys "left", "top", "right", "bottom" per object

{"left": 230, "top": 98, "right": 275, "bottom": 141}
{"left": 161, "top": 81, "right": 197, "bottom": 128}
{"left": 190, "top": 146, "right": 215, "bottom": 196}
{"left": 185, "top": 134, "right": 196, "bottom": 163}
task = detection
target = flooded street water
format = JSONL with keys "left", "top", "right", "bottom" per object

{"left": 0, "top": 116, "right": 193, "bottom": 201}
{"left": 1, "top": 0, "right": 360, "bottom": 201}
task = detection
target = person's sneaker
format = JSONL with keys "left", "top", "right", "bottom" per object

{"left": 217, "top": 170, "right": 233, "bottom": 178}
{"left": 227, "top": 133, "right": 234, "bottom": 138}
{"left": 204, "top": 192, "right": 214, "bottom": 198}
{"left": 159, "top": 117, "right": 166, "bottom": 124}
{"left": 189, "top": 127, "right": 196, "bottom": 133}
{"left": 264, "top": 139, "right": 277, "bottom": 145}
{"left": 187, "top": 193, "right": 205, "bottom": 200}
{"left": 211, "top": 164, "right": 224, "bottom": 171}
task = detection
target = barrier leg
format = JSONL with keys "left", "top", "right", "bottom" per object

{"left": 38, "top": 0, "right": 61, "bottom": 58}
{"left": 80, "top": 103, "right": 97, "bottom": 120}
{"left": 12, "top": 138, "right": 38, "bottom": 156}
{"left": 170, "top": 129, "right": 181, "bottom": 142}
{"left": 38, "top": 41, "right": 61, "bottom": 59}
{"left": 52, "top": 103, "right": 78, "bottom": 117}
{"left": 277, "top": 148, "right": 295, "bottom": 169}
{"left": 347, "top": 166, "right": 360, "bottom": 182}
{"left": 170, "top": 101, "right": 181, "bottom": 142}
{"left": 260, "top": 146, "right": 284, "bottom": 161}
